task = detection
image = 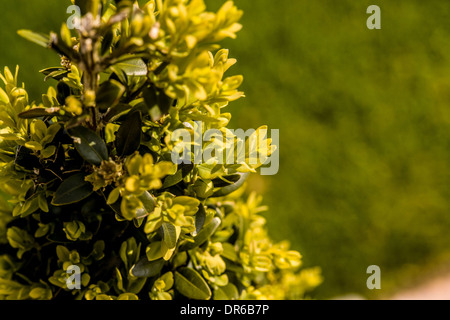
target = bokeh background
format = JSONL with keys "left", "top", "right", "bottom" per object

{"left": 1, "top": 0, "right": 449, "bottom": 299}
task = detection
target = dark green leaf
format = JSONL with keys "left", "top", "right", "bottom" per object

{"left": 51, "top": 173, "right": 93, "bottom": 206}
{"left": 212, "top": 174, "right": 242, "bottom": 188}
{"left": 96, "top": 80, "right": 125, "bottom": 112}
{"left": 139, "top": 191, "right": 156, "bottom": 214}
{"left": 101, "top": 30, "right": 114, "bottom": 56}
{"left": 40, "top": 67, "right": 66, "bottom": 75}
{"left": 194, "top": 205, "right": 206, "bottom": 236}
{"left": 75, "top": 0, "right": 100, "bottom": 16}
{"left": 104, "top": 103, "right": 133, "bottom": 123}
{"left": 211, "top": 173, "right": 249, "bottom": 197}
{"left": 162, "top": 168, "right": 183, "bottom": 189}
{"left": 69, "top": 126, "right": 108, "bottom": 165}
{"left": 127, "top": 277, "right": 147, "bottom": 294}
{"left": 174, "top": 267, "right": 212, "bottom": 300}
{"left": 116, "top": 110, "right": 142, "bottom": 156}
{"left": 40, "top": 67, "right": 69, "bottom": 81}
{"left": 157, "top": 89, "right": 173, "bottom": 115}
{"left": 130, "top": 258, "right": 165, "bottom": 278}
{"left": 18, "top": 108, "right": 60, "bottom": 119}
{"left": 142, "top": 86, "right": 157, "bottom": 110}
{"left": 57, "top": 81, "right": 71, "bottom": 105}
{"left": 143, "top": 87, "right": 173, "bottom": 122}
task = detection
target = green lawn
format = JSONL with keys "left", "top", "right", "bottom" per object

{"left": 1, "top": 0, "right": 450, "bottom": 299}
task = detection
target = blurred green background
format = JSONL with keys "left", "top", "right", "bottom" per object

{"left": 1, "top": 0, "right": 450, "bottom": 299}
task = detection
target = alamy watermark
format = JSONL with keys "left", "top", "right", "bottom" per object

{"left": 67, "top": 5, "right": 81, "bottom": 30}
{"left": 66, "top": 265, "right": 81, "bottom": 290}
{"left": 367, "top": 5, "right": 381, "bottom": 30}
{"left": 366, "top": 265, "right": 381, "bottom": 290}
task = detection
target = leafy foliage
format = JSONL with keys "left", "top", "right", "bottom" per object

{"left": 0, "top": 0, "right": 321, "bottom": 300}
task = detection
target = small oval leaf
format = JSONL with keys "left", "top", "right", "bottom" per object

{"left": 51, "top": 173, "right": 94, "bottom": 206}
{"left": 69, "top": 126, "right": 108, "bottom": 165}
{"left": 174, "top": 267, "right": 212, "bottom": 300}
{"left": 130, "top": 258, "right": 165, "bottom": 278}
{"left": 96, "top": 80, "right": 125, "bottom": 112}
{"left": 18, "top": 108, "right": 60, "bottom": 119}
{"left": 162, "top": 168, "right": 183, "bottom": 189}
{"left": 116, "top": 110, "right": 142, "bottom": 157}
{"left": 161, "top": 223, "right": 178, "bottom": 250}
{"left": 194, "top": 205, "right": 206, "bottom": 236}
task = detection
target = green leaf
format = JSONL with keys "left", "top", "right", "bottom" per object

{"left": 17, "top": 30, "right": 49, "bottom": 48}
{"left": 110, "top": 58, "right": 148, "bottom": 77}
{"left": 161, "top": 223, "right": 178, "bottom": 250}
{"left": 192, "top": 179, "right": 214, "bottom": 199}
{"left": 212, "top": 174, "right": 242, "bottom": 188}
{"left": 194, "top": 204, "right": 206, "bottom": 236}
{"left": 143, "top": 87, "right": 174, "bottom": 122}
{"left": 75, "top": 0, "right": 100, "bottom": 16}
{"left": 69, "top": 126, "right": 108, "bottom": 165}
{"left": 18, "top": 108, "right": 60, "bottom": 119}
{"left": 213, "top": 283, "right": 239, "bottom": 300}
{"left": 96, "top": 80, "right": 125, "bottom": 112}
{"left": 126, "top": 277, "right": 147, "bottom": 294}
{"left": 130, "top": 258, "right": 165, "bottom": 278}
{"left": 101, "top": 30, "right": 114, "bottom": 56}
{"left": 180, "top": 217, "right": 221, "bottom": 251}
{"left": 139, "top": 191, "right": 156, "bottom": 214}
{"left": 57, "top": 81, "right": 71, "bottom": 105}
{"left": 116, "top": 110, "right": 142, "bottom": 156}
{"left": 162, "top": 168, "right": 183, "bottom": 189}
{"left": 174, "top": 267, "right": 212, "bottom": 300}
{"left": 0, "top": 88, "right": 9, "bottom": 104}
{"left": 211, "top": 173, "right": 249, "bottom": 197}
{"left": 104, "top": 103, "right": 133, "bottom": 123}
{"left": 51, "top": 173, "right": 94, "bottom": 206}
{"left": 40, "top": 67, "right": 69, "bottom": 81}
{"left": 221, "top": 243, "right": 238, "bottom": 263}
{"left": 56, "top": 245, "right": 70, "bottom": 261}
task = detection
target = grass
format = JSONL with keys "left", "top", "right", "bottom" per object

{"left": 1, "top": 0, "right": 450, "bottom": 299}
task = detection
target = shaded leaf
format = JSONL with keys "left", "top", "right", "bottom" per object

{"left": 174, "top": 267, "right": 211, "bottom": 300}
{"left": 104, "top": 103, "right": 133, "bottom": 123}
{"left": 211, "top": 173, "right": 249, "bottom": 197}
{"left": 69, "top": 126, "right": 108, "bottom": 165}
{"left": 18, "top": 108, "right": 61, "bottom": 119}
{"left": 96, "top": 80, "right": 125, "bottom": 112}
{"left": 40, "top": 67, "right": 69, "bottom": 81}
{"left": 212, "top": 174, "right": 242, "bottom": 188}
{"left": 130, "top": 258, "right": 165, "bottom": 278}
{"left": 57, "top": 81, "right": 71, "bottom": 105}
{"left": 162, "top": 168, "right": 183, "bottom": 189}
{"left": 194, "top": 204, "right": 206, "bottom": 236}
{"left": 51, "top": 173, "right": 93, "bottom": 206}
{"left": 116, "top": 110, "right": 142, "bottom": 156}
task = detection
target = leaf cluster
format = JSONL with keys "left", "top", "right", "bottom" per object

{"left": 0, "top": 0, "right": 321, "bottom": 300}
